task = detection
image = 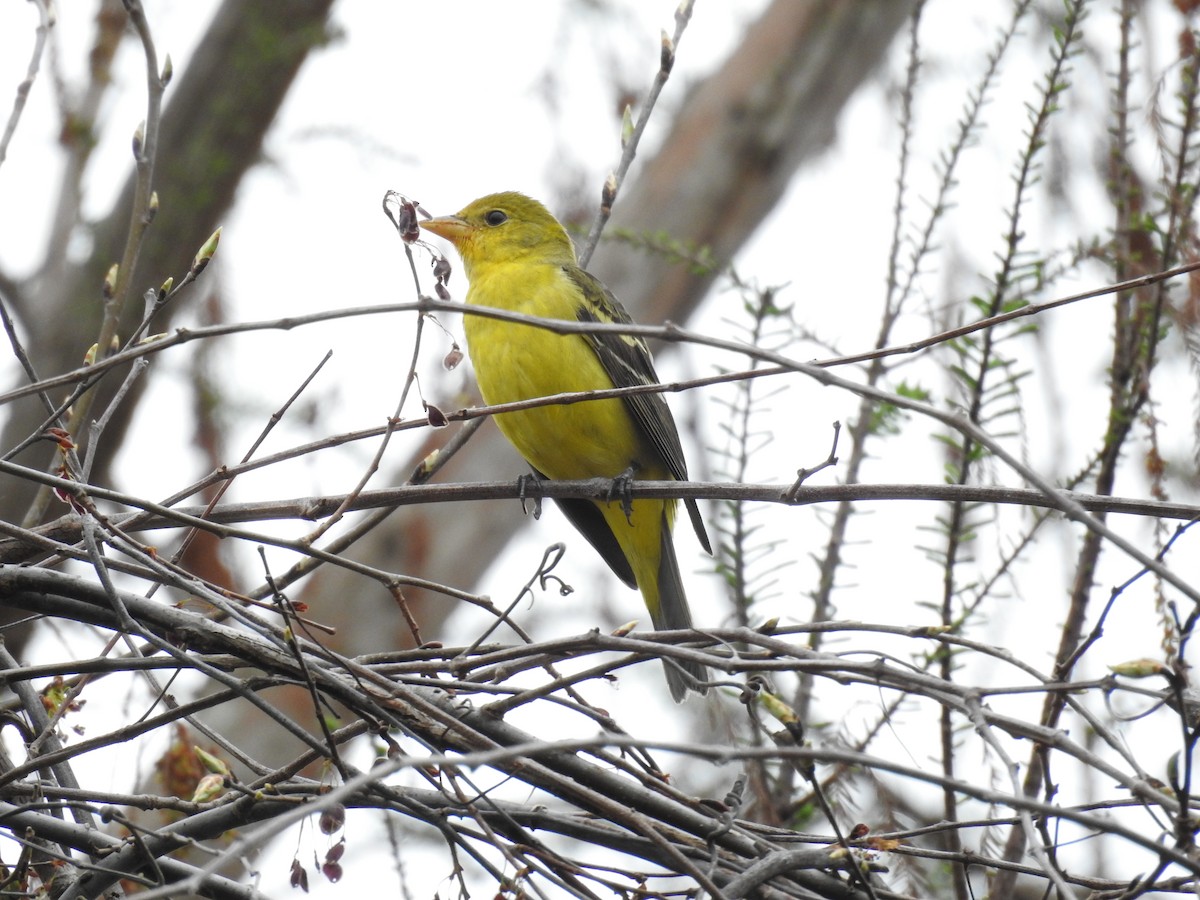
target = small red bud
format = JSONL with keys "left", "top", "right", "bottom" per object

{"left": 41, "top": 427, "right": 76, "bottom": 451}
{"left": 318, "top": 803, "right": 345, "bottom": 835}
{"left": 383, "top": 192, "right": 423, "bottom": 242}
{"left": 424, "top": 403, "right": 448, "bottom": 427}
{"left": 290, "top": 859, "right": 309, "bottom": 891}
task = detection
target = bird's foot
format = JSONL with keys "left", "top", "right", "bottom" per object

{"left": 606, "top": 466, "right": 636, "bottom": 525}
{"left": 517, "top": 471, "right": 544, "bottom": 519}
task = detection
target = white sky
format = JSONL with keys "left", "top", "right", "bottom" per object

{"left": 2, "top": 1, "right": 1199, "bottom": 896}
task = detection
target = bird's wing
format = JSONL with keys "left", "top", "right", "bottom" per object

{"left": 564, "top": 266, "right": 712, "bottom": 555}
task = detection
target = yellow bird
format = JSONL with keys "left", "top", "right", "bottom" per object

{"left": 421, "top": 192, "right": 711, "bottom": 701}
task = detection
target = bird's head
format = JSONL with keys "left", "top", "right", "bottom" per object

{"left": 420, "top": 192, "right": 577, "bottom": 278}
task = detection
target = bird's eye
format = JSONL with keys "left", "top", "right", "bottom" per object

{"left": 484, "top": 209, "right": 508, "bottom": 226}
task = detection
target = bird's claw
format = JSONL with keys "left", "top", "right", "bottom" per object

{"left": 517, "top": 472, "right": 544, "bottom": 519}
{"left": 607, "top": 467, "right": 636, "bottom": 525}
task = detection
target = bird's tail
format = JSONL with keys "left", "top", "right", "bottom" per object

{"left": 649, "top": 517, "right": 709, "bottom": 702}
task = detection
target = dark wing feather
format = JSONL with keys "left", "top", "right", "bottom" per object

{"left": 564, "top": 267, "right": 712, "bottom": 555}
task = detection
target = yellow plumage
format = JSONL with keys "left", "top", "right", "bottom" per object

{"left": 420, "top": 192, "right": 710, "bottom": 701}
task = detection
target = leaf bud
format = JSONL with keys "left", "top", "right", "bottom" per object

{"left": 191, "top": 226, "right": 222, "bottom": 276}
{"left": 103, "top": 263, "right": 119, "bottom": 299}
{"left": 190, "top": 773, "right": 225, "bottom": 803}
{"left": 601, "top": 173, "right": 618, "bottom": 213}
{"left": 660, "top": 30, "right": 675, "bottom": 73}
{"left": 194, "top": 746, "right": 230, "bottom": 776}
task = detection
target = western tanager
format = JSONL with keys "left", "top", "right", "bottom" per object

{"left": 420, "top": 192, "right": 711, "bottom": 701}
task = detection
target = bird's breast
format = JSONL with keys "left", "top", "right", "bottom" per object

{"left": 462, "top": 267, "right": 649, "bottom": 480}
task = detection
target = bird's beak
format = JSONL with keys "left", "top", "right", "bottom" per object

{"left": 419, "top": 214, "right": 472, "bottom": 246}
